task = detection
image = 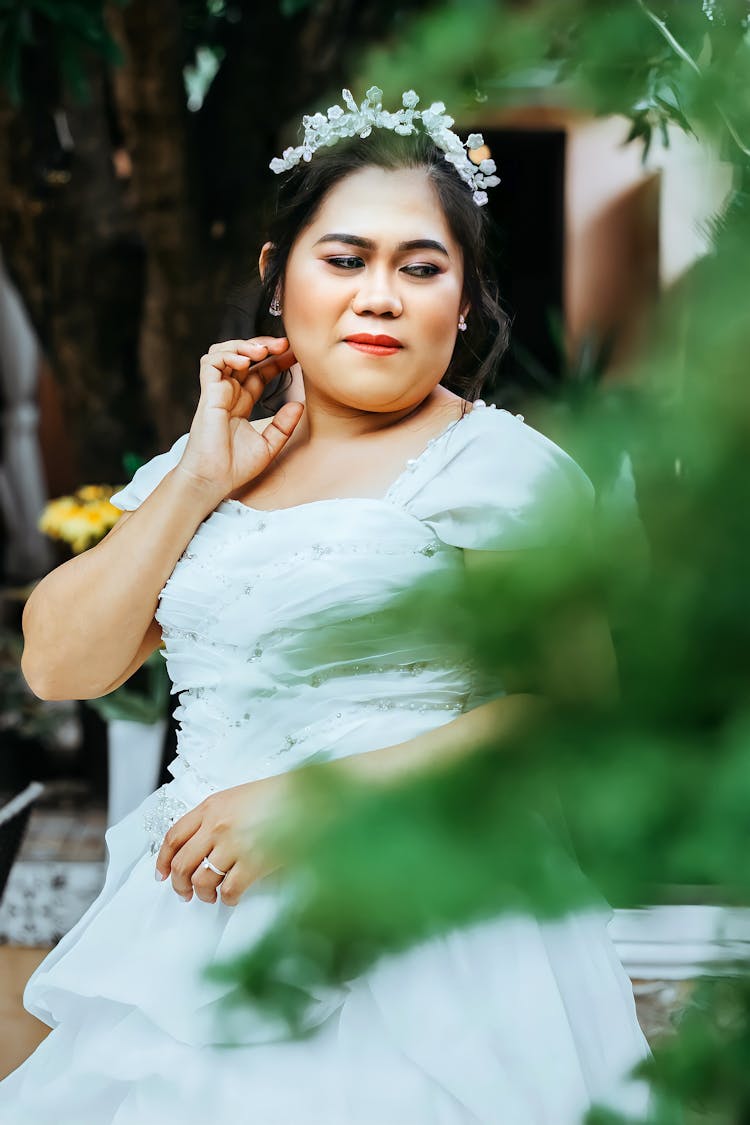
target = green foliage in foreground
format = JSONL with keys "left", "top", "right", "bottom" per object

{"left": 207, "top": 3, "right": 750, "bottom": 1121}
{"left": 208, "top": 226, "right": 750, "bottom": 1117}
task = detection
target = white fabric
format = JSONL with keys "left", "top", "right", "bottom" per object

{"left": 0, "top": 405, "right": 651, "bottom": 1123}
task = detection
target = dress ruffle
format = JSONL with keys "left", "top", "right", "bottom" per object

{"left": 4, "top": 791, "right": 650, "bottom": 1124}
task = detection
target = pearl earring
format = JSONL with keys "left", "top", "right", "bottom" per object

{"left": 458, "top": 313, "right": 468, "bottom": 332}
{"left": 269, "top": 288, "right": 283, "bottom": 317}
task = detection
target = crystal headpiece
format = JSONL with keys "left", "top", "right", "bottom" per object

{"left": 269, "top": 87, "right": 499, "bottom": 207}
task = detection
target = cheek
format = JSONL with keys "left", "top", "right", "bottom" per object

{"left": 413, "top": 286, "right": 462, "bottom": 342}
{"left": 284, "top": 265, "right": 342, "bottom": 334}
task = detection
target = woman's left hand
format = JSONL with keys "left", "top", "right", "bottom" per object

{"left": 154, "top": 774, "right": 291, "bottom": 906}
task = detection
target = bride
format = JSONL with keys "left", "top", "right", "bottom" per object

{"left": 2, "top": 88, "right": 651, "bottom": 1123}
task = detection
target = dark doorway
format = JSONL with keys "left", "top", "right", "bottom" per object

{"left": 477, "top": 128, "right": 566, "bottom": 404}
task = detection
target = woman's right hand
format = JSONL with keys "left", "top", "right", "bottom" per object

{"left": 176, "top": 336, "right": 304, "bottom": 505}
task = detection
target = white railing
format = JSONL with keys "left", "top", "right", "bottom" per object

{"left": 612, "top": 905, "right": 750, "bottom": 978}
{"left": 0, "top": 252, "right": 54, "bottom": 580}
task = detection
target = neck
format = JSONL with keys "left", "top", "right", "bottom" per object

{"left": 292, "top": 376, "right": 440, "bottom": 446}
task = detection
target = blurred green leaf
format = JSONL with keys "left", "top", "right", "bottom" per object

{"left": 204, "top": 4, "right": 750, "bottom": 1120}
{"left": 85, "top": 649, "right": 169, "bottom": 725}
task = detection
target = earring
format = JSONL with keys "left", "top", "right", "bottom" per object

{"left": 269, "top": 287, "right": 283, "bottom": 317}
{"left": 458, "top": 313, "right": 468, "bottom": 332}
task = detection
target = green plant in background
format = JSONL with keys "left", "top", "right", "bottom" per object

{"left": 84, "top": 648, "right": 169, "bottom": 725}
{"left": 0, "top": 626, "right": 65, "bottom": 744}
{"left": 0, "top": 0, "right": 124, "bottom": 104}
{"left": 33, "top": 452, "right": 168, "bottom": 726}
{"left": 202, "top": 4, "right": 750, "bottom": 1124}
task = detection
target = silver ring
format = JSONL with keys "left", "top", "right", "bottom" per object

{"left": 201, "top": 857, "right": 227, "bottom": 878}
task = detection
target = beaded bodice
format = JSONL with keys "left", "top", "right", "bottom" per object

{"left": 110, "top": 404, "right": 595, "bottom": 851}
{"left": 156, "top": 495, "right": 472, "bottom": 792}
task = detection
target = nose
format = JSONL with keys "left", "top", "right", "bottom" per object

{"left": 350, "top": 268, "right": 402, "bottom": 318}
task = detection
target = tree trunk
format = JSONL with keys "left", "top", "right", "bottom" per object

{"left": 0, "top": 0, "right": 427, "bottom": 472}
{"left": 107, "top": 0, "right": 221, "bottom": 448}
{"left": 0, "top": 64, "right": 150, "bottom": 482}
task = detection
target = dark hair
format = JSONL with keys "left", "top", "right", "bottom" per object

{"left": 255, "top": 129, "right": 509, "bottom": 410}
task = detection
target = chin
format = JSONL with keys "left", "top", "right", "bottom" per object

{"left": 305, "top": 368, "right": 407, "bottom": 406}
{"left": 340, "top": 384, "right": 416, "bottom": 410}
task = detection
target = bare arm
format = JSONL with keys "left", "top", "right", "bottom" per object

{"left": 22, "top": 336, "right": 302, "bottom": 702}
{"left": 22, "top": 472, "right": 220, "bottom": 700}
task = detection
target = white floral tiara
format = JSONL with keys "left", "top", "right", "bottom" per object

{"left": 269, "top": 87, "right": 499, "bottom": 207}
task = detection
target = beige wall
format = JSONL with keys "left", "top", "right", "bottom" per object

{"left": 564, "top": 116, "right": 659, "bottom": 370}
{"left": 476, "top": 107, "right": 734, "bottom": 375}
{"left": 648, "top": 124, "right": 734, "bottom": 289}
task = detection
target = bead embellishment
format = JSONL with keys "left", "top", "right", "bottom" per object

{"left": 147, "top": 401, "right": 511, "bottom": 797}
{"left": 210, "top": 412, "right": 468, "bottom": 520}
{"left": 159, "top": 538, "right": 452, "bottom": 626}
{"left": 144, "top": 786, "right": 190, "bottom": 855}
{"left": 267, "top": 696, "right": 466, "bottom": 759}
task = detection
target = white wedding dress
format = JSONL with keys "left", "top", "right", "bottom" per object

{"left": 0, "top": 404, "right": 652, "bottom": 1124}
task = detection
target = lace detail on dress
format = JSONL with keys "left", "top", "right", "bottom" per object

{"left": 143, "top": 787, "right": 190, "bottom": 855}
{"left": 269, "top": 695, "right": 468, "bottom": 757}
{"left": 382, "top": 412, "right": 471, "bottom": 508}
{"left": 175, "top": 536, "right": 447, "bottom": 576}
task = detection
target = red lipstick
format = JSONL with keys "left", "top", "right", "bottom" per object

{"left": 344, "top": 333, "right": 403, "bottom": 356}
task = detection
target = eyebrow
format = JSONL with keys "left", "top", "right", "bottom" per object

{"left": 313, "top": 232, "right": 450, "bottom": 258}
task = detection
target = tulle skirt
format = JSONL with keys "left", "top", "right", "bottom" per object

{"left": 0, "top": 782, "right": 652, "bottom": 1125}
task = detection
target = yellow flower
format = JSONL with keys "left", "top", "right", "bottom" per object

{"left": 38, "top": 485, "right": 124, "bottom": 553}
{"left": 76, "top": 484, "right": 113, "bottom": 502}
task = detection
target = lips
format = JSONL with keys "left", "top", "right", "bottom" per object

{"left": 343, "top": 333, "right": 403, "bottom": 356}
{"left": 344, "top": 334, "right": 403, "bottom": 347}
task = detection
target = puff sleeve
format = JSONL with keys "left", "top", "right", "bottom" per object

{"left": 109, "top": 434, "right": 190, "bottom": 512}
{"left": 401, "top": 406, "right": 595, "bottom": 551}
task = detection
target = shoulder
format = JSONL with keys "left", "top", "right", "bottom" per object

{"left": 110, "top": 417, "right": 275, "bottom": 511}
{"left": 110, "top": 433, "right": 190, "bottom": 511}
{"left": 402, "top": 404, "right": 595, "bottom": 551}
{"left": 439, "top": 400, "right": 587, "bottom": 467}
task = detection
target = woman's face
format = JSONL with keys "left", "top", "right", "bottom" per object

{"left": 276, "top": 166, "right": 467, "bottom": 414}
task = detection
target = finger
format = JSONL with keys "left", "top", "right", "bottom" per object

{"left": 255, "top": 335, "right": 291, "bottom": 354}
{"left": 207, "top": 337, "right": 288, "bottom": 360}
{"left": 259, "top": 401, "right": 305, "bottom": 458}
{"left": 199, "top": 348, "right": 296, "bottom": 402}
{"left": 155, "top": 806, "right": 203, "bottom": 882}
{"left": 168, "top": 832, "right": 217, "bottom": 900}
{"left": 222, "top": 337, "right": 294, "bottom": 386}
{"left": 199, "top": 377, "right": 238, "bottom": 416}
{"left": 218, "top": 352, "right": 257, "bottom": 371}
{"left": 190, "top": 851, "right": 231, "bottom": 904}
{"left": 238, "top": 347, "right": 297, "bottom": 398}
{"left": 199, "top": 351, "right": 253, "bottom": 392}
{"left": 218, "top": 860, "right": 258, "bottom": 907}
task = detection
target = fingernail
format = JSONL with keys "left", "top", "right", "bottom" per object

{"left": 180, "top": 895, "right": 192, "bottom": 903}
{"left": 155, "top": 869, "right": 166, "bottom": 881}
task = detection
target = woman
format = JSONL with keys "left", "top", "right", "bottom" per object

{"left": 2, "top": 89, "right": 651, "bottom": 1123}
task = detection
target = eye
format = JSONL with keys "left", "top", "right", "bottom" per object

{"left": 402, "top": 264, "right": 442, "bottom": 278}
{"left": 326, "top": 256, "right": 364, "bottom": 269}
